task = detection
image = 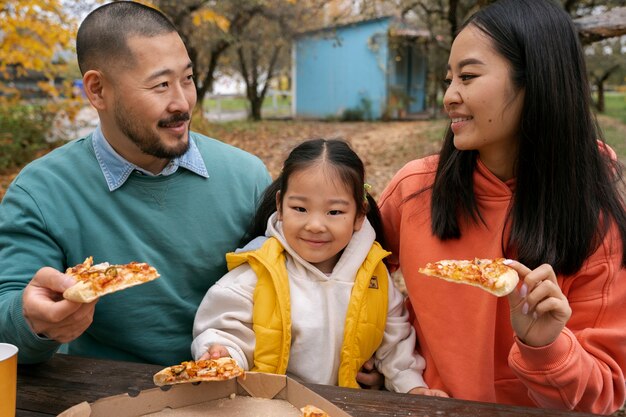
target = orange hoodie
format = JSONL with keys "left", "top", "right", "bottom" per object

{"left": 378, "top": 155, "right": 626, "bottom": 414}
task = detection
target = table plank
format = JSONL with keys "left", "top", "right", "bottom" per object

{"left": 16, "top": 411, "right": 51, "bottom": 417}
{"left": 17, "top": 354, "right": 602, "bottom": 417}
{"left": 306, "top": 384, "right": 600, "bottom": 417}
{"left": 18, "top": 355, "right": 162, "bottom": 415}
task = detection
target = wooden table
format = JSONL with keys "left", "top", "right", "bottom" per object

{"left": 17, "top": 354, "right": 600, "bottom": 417}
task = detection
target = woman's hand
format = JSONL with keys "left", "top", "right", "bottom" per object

{"left": 198, "top": 344, "right": 230, "bottom": 360}
{"left": 505, "top": 261, "right": 572, "bottom": 347}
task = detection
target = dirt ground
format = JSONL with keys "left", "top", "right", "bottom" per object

{"left": 0, "top": 120, "right": 444, "bottom": 201}
{"left": 203, "top": 119, "right": 447, "bottom": 199}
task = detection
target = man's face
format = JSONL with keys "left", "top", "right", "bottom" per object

{"left": 103, "top": 32, "right": 197, "bottom": 170}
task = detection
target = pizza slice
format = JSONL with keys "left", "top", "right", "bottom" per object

{"left": 153, "top": 357, "right": 245, "bottom": 386}
{"left": 301, "top": 405, "right": 330, "bottom": 417}
{"left": 419, "top": 258, "right": 519, "bottom": 296}
{"left": 63, "top": 256, "right": 160, "bottom": 303}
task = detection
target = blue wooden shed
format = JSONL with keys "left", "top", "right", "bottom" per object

{"left": 292, "top": 16, "right": 429, "bottom": 120}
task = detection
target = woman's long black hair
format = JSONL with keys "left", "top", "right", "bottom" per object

{"left": 425, "top": 0, "right": 626, "bottom": 275}
{"left": 249, "top": 138, "right": 387, "bottom": 250}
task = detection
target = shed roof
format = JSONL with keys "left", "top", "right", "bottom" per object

{"left": 295, "top": 15, "right": 429, "bottom": 39}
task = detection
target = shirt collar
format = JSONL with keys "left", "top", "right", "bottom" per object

{"left": 92, "top": 125, "right": 209, "bottom": 191}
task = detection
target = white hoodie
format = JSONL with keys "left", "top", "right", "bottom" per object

{"left": 191, "top": 212, "right": 427, "bottom": 393}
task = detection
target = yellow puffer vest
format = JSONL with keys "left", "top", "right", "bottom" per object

{"left": 226, "top": 236, "right": 390, "bottom": 388}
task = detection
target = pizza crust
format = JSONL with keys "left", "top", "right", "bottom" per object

{"left": 63, "top": 274, "right": 151, "bottom": 303}
{"left": 427, "top": 267, "right": 519, "bottom": 296}
{"left": 300, "top": 404, "right": 330, "bottom": 417}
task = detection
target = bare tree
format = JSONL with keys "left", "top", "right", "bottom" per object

{"left": 155, "top": 0, "right": 266, "bottom": 109}
{"left": 232, "top": 5, "right": 292, "bottom": 121}
{"left": 568, "top": 2, "right": 625, "bottom": 112}
{"left": 585, "top": 37, "right": 625, "bottom": 112}
{"left": 393, "top": 0, "right": 625, "bottom": 115}
{"left": 155, "top": 0, "right": 625, "bottom": 118}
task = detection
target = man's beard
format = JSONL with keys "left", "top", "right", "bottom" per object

{"left": 114, "top": 99, "right": 191, "bottom": 159}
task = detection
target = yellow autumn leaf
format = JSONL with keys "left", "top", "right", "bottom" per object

{"left": 0, "top": 0, "right": 77, "bottom": 99}
{"left": 192, "top": 9, "right": 231, "bottom": 32}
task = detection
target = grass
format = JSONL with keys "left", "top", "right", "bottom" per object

{"left": 599, "top": 117, "right": 626, "bottom": 165}
{"left": 594, "top": 92, "right": 626, "bottom": 164}
{"left": 600, "top": 92, "right": 626, "bottom": 124}
{"left": 203, "top": 95, "right": 291, "bottom": 112}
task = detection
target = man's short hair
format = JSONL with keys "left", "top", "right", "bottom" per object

{"left": 76, "top": 1, "right": 178, "bottom": 75}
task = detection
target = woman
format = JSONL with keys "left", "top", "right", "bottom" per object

{"left": 378, "top": 0, "right": 626, "bottom": 414}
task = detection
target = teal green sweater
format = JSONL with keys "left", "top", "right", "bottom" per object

{"left": 0, "top": 132, "right": 271, "bottom": 365}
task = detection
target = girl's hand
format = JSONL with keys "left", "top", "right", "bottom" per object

{"left": 356, "top": 357, "right": 384, "bottom": 389}
{"left": 505, "top": 261, "right": 572, "bottom": 347}
{"left": 198, "top": 344, "right": 230, "bottom": 360}
{"left": 408, "top": 387, "right": 449, "bottom": 397}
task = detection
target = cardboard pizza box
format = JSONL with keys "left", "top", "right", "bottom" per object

{"left": 57, "top": 372, "right": 353, "bottom": 417}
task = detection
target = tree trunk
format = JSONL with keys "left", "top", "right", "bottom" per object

{"left": 250, "top": 97, "right": 263, "bottom": 121}
{"left": 574, "top": 6, "right": 626, "bottom": 44}
{"left": 195, "top": 40, "right": 231, "bottom": 111}
{"left": 592, "top": 65, "right": 619, "bottom": 113}
{"left": 238, "top": 42, "right": 282, "bottom": 122}
{"left": 596, "top": 81, "right": 605, "bottom": 113}
{"left": 159, "top": 2, "right": 264, "bottom": 112}
{"left": 448, "top": 0, "right": 459, "bottom": 42}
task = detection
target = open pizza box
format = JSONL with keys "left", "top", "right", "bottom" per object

{"left": 57, "top": 372, "right": 353, "bottom": 417}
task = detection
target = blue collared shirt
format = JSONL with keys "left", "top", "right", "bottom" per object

{"left": 91, "top": 125, "right": 209, "bottom": 191}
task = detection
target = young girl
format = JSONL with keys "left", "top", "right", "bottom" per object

{"left": 192, "top": 139, "right": 446, "bottom": 396}
{"left": 378, "top": 0, "right": 626, "bottom": 413}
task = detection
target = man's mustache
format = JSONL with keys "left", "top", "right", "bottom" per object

{"left": 158, "top": 113, "right": 191, "bottom": 127}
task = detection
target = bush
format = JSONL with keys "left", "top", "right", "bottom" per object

{"left": 0, "top": 103, "right": 58, "bottom": 173}
{"left": 341, "top": 107, "right": 366, "bottom": 121}
{"left": 341, "top": 96, "right": 373, "bottom": 121}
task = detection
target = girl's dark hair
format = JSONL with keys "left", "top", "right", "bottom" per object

{"left": 427, "top": 0, "right": 626, "bottom": 275}
{"left": 249, "top": 138, "right": 387, "bottom": 249}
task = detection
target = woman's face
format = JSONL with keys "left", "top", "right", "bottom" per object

{"left": 443, "top": 25, "right": 524, "bottom": 180}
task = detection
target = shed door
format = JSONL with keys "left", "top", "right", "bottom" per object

{"left": 393, "top": 43, "right": 426, "bottom": 114}
{"left": 408, "top": 45, "right": 426, "bottom": 113}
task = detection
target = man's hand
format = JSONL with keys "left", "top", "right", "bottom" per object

{"left": 22, "top": 267, "right": 97, "bottom": 343}
{"left": 199, "top": 344, "right": 231, "bottom": 360}
{"left": 356, "top": 357, "right": 384, "bottom": 389}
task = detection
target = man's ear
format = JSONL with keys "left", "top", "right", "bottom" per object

{"left": 275, "top": 191, "right": 282, "bottom": 220}
{"left": 82, "top": 70, "right": 106, "bottom": 110}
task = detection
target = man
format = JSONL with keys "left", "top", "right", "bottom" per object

{"left": 0, "top": 1, "right": 271, "bottom": 366}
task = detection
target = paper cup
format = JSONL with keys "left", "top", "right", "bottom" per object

{"left": 0, "top": 343, "right": 18, "bottom": 417}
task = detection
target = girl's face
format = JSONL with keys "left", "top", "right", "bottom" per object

{"left": 277, "top": 164, "right": 365, "bottom": 274}
{"left": 443, "top": 25, "right": 525, "bottom": 181}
